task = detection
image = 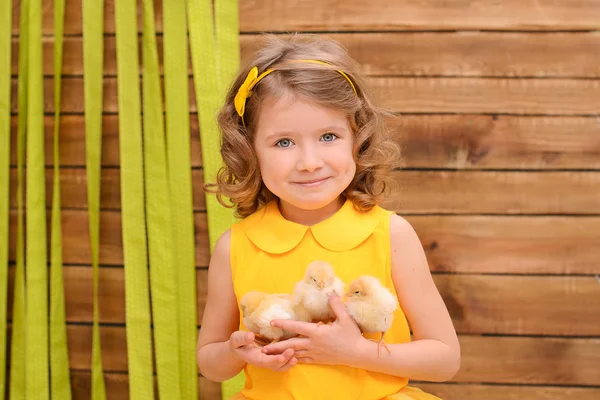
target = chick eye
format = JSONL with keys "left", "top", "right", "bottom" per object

{"left": 276, "top": 138, "right": 293, "bottom": 148}
{"left": 321, "top": 133, "right": 338, "bottom": 142}
{"left": 354, "top": 291, "right": 360, "bottom": 295}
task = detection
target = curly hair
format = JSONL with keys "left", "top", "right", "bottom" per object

{"left": 204, "top": 34, "right": 401, "bottom": 218}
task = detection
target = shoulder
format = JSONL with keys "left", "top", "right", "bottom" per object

{"left": 211, "top": 229, "right": 232, "bottom": 264}
{"left": 388, "top": 214, "right": 428, "bottom": 272}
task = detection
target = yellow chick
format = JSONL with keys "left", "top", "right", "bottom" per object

{"left": 345, "top": 276, "right": 398, "bottom": 357}
{"left": 293, "top": 260, "right": 345, "bottom": 324}
{"left": 240, "top": 291, "right": 297, "bottom": 346}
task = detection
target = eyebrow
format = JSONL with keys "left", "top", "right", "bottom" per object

{"left": 263, "top": 126, "right": 350, "bottom": 142}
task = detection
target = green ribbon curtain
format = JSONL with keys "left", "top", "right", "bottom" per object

{"left": 82, "top": 0, "right": 107, "bottom": 397}
{"left": 0, "top": 0, "right": 11, "bottom": 396}
{"left": 49, "top": 0, "right": 72, "bottom": 397}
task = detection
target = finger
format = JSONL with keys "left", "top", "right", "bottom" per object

{"left": 230, "top": 331, "right": 254, "bottom": 349}
{"left": 328, "top": 294, "right": 351, "bottom": 324}
{"left": 293, "top": 349, "right": 309, "bottom": 357}
{"left": 262, "top": 337, "right": 309, "bottom": 355}
{"left": 276, "top": 356, "right": 298, "bottom": 372}
{"left": 268, "top": 348, "right": 294, "bottom": 369}
{"left": 271, "top": 319, "right": 315, "bottom": 337}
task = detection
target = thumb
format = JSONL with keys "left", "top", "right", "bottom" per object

{"left": 328, "top": 294, "right": 351, "bottom": 323}
{"left": 230, "top": 331, "right": 254, "bottom": 349}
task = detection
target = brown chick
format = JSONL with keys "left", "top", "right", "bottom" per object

{"left": 292, "top": 260, "right": 345, "bottom": 325}
{"left": 240, "top": 291, "right": 297, "bottom": 346}
{"left": 345, "top": 276, "right": 398, "bottom": 357}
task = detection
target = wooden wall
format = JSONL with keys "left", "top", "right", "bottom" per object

{"left": 8, "top": 0, "right": 600, "bottom": 399}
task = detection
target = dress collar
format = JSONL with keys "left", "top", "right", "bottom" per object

{"left": 240, "top": 199, "right": 386, "bottom": 254}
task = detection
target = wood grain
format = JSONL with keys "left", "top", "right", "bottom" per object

{"left": 417, "top": 383, "right": 600, "bottom": 400}
{"left": 11, "top": 33, "right": 600, "bottom": 78}
{"left": 10, "top": 168, "right": 600, "bottom": 215}
{"left": 10, "top": 115, "right": 600, "bottom": 169}
{"left": 12, "top": 0, "right": 600, "bottom": 34}
{"left": 10, "top": 76, "right": 600, "bottom": 115}
{"left": 8, "top": 211, "right": 600, "bottom": 274}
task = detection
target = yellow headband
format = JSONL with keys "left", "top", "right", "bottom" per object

{"left": 234, "top": 59, "right": 358, "bottom": 125}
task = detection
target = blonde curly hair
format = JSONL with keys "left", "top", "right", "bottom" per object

{"left": 205, "top": 34, "right": 401, "bottom": 218}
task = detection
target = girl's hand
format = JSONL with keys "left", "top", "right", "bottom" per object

{"left": 262, "top": 294, "right": 365, "bottom": 366}
{"left": 228, "top": 330, "right": 297, "bottom": 372}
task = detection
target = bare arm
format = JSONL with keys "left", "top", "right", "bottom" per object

{"left": 196, "top": 230, "right": 246, "bottom": 381}
{"left": 350, "top": 214, "right": 460, "bottom": 381}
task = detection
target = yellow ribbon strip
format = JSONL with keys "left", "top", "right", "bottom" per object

{"left": 25, "top": 0, "right": 49, "bottom": 397}
{"left": 114, "top": 0, "right": 155, "bottom": 398}
{"left": 142, "top": 0, "right": 182, "bottom": 398}
{"left": 162, "top": 1, "right": 197, "bottom": 398}
{"left": 49, "top": 0, "right": 72, "bottom": 397}
{"left": 188, "top": 0, "right": 242, "bottom": 397}
{"left": 9, "top": 0, "right": 29, "bottom": 398}
{"left": 82, "top": 0, "right": 107, "bottom": 397}
{"left": 0, "top": 0, "right": 10, "bottom": 396}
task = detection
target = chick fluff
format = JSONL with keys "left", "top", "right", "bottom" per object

{"left": 345, "top": 276, "right": 398, "bottom": 357}
{"left": 293, "top": 260, "right": 345, "bottom": 324}
{"left": 240, "top": 291, "right": 297, "bottom": 346}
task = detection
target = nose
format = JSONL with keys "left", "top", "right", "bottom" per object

{"left": 296, "top": 144, "right": 324, "bottom": 172}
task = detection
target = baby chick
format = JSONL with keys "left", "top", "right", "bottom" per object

{"left": 345, "top": 276, "right": 398, "bottom": 357}
{"left": 240, "top": 291, "right": 297, "bottom": 346}
{"left": 292, "top": 260, "right": 345, "bottom": 324}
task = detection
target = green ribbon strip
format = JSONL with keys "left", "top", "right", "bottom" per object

{"left": 49, "top": 0, "right": 72, "bottom": 397}
{"left": 187, "top": 0, "right": 241, "bottom": 398}
{"left": 25, "top": 0, "right": 49, "bottom": 398}
{"left": 82, "top": 0, "right": 107, "bottom": 398}
{"left": 9, "top": 0, "right": 29, "bottom": 398}
{"left": 0, "top": 0, "right": 11, "bottom": 396}
{"left": 162, "top": 1, "right": 197, "bottom": 398}
{"left": 142, "top": 0, "right": 182, "bottom": 398}
{"left": 114, "top": 1, "right": 155, "bottom": 398}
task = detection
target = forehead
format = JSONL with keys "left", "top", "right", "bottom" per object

{"left": 254, "top": 94, "right": 350, "bottom": 137}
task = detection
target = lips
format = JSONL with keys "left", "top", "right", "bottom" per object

{"left": 292, "top": 177, "right": 329, "bottom": 187}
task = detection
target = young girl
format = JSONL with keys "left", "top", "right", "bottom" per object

{"left": 197, "top": 34, "right": 460, "bottom": 400}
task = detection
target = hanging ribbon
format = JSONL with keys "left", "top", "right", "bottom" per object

{"left": 49, "top": 0, "right": 72, "bottom": 397}
{"left": 162, "top": 1, "right": 197, "bottom": 398}
{"left": 0, "top": 0, "right": 11, "bottom": 396}
{"left": 25, "top": 0, "right": 49, "bottom": 397}
{"left": 9, "top": 0, "right": 30, "bottom": 398}
{"left": 187, "top": 0, "right": 241, "bottom": 397}
{"left": 82, "top": 0, "right": 107, "bottom": 397}
{"left": 114, "top": 0, "right": 155, "bottom": 398}
{"left": 142, "top": 0, "right": 182, "bottom": 398}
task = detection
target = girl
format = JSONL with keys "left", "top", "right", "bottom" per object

{"left": 197, "top": 34, "right": 460, "bottom": 400}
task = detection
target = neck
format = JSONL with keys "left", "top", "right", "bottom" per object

{"left": 278, "top": 198, "right": 344, "bottom": 226}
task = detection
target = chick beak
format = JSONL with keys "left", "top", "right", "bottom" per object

{"left": 318, "top": 282, "right": 324, "bottom": 289}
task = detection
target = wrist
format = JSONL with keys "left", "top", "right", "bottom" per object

{"left": 346, "top": 336, "right": 373, "bottom": 368}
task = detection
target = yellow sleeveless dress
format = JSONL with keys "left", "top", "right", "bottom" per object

{"left": 229, "top": 199, "right": 441, "bottom": 400}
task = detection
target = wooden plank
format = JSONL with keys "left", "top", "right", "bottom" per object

{"left": 10, "top": 115, "right": 600, "bottom": 169}
{"left": 10, "top": 76, "right": 600, "bottom": 115}
{"left": 12, "top": 0, "right": 600, "bottom": 34}
{"left": 7, "top": 211, "right": 600, "bottom": 274}
{"left": 12, "top": 33, "right": 600, "bottom": 78}
{"left": 455, "top": 335, "right": 600, "bottom": 386}
{"left": 416, "top": 383, "right": 600, "bottom": 400}
{"left": 70, "top": 371, "right": 221, "bottom": 400}
{"left": 7, "top": 266, "right": 208, "bottom": 328}
{"left": 6, "top": 272, "right": 600, "bottom": 336}
{"left": 11, "top": 168, "right": 600, "bottom": 215}
{"left": 59, "top": 327, "right": 600, "bottom": 386}
{"left": 407, "top": 215, "right": 600, "bottom": 275}
{"left": 432, "top": 275, "right": 600, "bottom": 336}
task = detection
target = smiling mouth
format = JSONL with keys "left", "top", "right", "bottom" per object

{"left": 293, "top": 177, "right": 329, "bottom": 187}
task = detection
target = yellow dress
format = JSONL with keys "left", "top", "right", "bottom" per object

{"left": 229, "top": 199, "right": 441, "bottom": 400}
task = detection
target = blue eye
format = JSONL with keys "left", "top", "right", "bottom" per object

{"left": 321, "top": 133, "right": 338, "bottom": 142}
{"left": 276, "top": 139, "right": 293, "bottom": 148}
